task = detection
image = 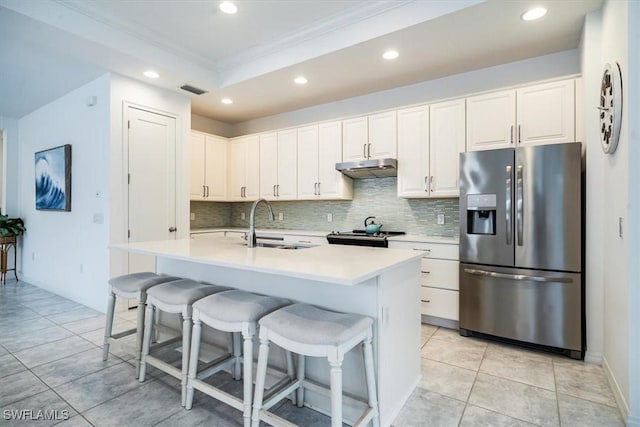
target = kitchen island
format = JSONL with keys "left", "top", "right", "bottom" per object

{"left": 111, "top": 235, "right": 422, "bottom": 426}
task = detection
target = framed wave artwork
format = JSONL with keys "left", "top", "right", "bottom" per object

{"left": 35, "top": 144, "right": 72, "bottom": 211}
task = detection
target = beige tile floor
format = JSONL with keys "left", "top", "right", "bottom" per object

{"left": 0, "top": 280, "right": 625, "bottom": 426}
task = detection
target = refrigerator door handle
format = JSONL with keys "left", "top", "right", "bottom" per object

{"left": 506, "top": 165, "right": 512, "bottom": 245}
{"left": 516, "top": 164, "right": 524, "bottom": 246}
{"left": 463, "top": 268, "right": 573, "bottom": 283}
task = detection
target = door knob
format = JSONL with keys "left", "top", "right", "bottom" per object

{"left": 169, "top": 227, "right": 177, "bottom": 232}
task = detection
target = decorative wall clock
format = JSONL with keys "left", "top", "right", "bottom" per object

{"left": 599, "top": 62, "right": 623, "bottom": 154}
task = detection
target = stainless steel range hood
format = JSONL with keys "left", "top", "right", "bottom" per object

{"left": 335, "top": 158, "right": 397, "bottom": 178}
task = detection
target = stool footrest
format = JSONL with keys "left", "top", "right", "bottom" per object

{"left": 302, "top": 379, "right": 372, "bottom": 412}
{"left": 257, "top": 410, "right": 300, "bottom": 427}
{"left": 149, "top": 336, "right": 182, "bottom": 351}
{"left": 190, "top": 379, "right": 244, "bottom": 411}
{"left": 110, "top": 328, "right": 136, "bottom": 340}
{"left": 145, "top": 356, "right": 182, "bottom": 380}
{"left": 196, "top": 354, "right": 235, "bottom": 381}
{"left": 263, "top": 378, "right": 300, "bottom": 411}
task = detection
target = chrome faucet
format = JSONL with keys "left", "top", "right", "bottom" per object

{"left": 248, "top": 198, "right": 274, "bottom": 248}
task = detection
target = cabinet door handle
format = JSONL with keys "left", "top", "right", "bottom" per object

{"left": 363, "top": 144, "right": 367, "bottom": 159}
{"left": 277, "top": 184, "right": 280, "bottom": 197}
{"left": 317, "top": 182, "right": 320, "bottom": 196}
{"left": 413, "top": 248, "right": 431, "bottom": 254}
{"left": 168, "top": 227, "right": 177, "bottom": 232}
{"left": 518, "top": 124, "right": 522, "bottom": 144}
{"left": 421, "top": 270, "right": 431, "bottom": 274}
{"left": 241, "top": 186, "right": 245, "bottom": 198}
{"left": 202, "top": 185, "right": 206, "bottom": 198}
{"left": 273, "top": 184, "right": 276, "bottom": 197}
{"left": 510, "top": 125, "right": 514, "bottom": 144}
{"left": 430, "top": 176, "right": 434, "bottom": 192}
{"left": 368, "top": 143, "right": 371, "bottom": 158}
{"left": 421, "top": 299, "right": 431, "bottom": 303}
{"left": 206, "top": 186, "right": 209, "bottom": 198}
{"left": 314, "top": 182, "right": 318, "bottom": 195}
{"left": 424, "top": 176, "right": 429, "bottom": 192}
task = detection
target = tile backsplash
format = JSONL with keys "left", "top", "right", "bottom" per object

{"left": 191, "top": 177, "right": 459, "bottom": 237}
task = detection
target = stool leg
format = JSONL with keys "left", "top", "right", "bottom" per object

{"left": 233, "top": 332, "right": 242, "bottom": 380}
{"left": 286, "top": 350, "right": 297, "bottom": 406}
{"left": 251, "top": 338, "right": 270, "bottom": 427}
{"left": 102, "top": 290, "right": 116, "bottom": 361}
{"left": 139, "top": 304, "right": 155, "bottom": 382}
{"left": 296, "top": 354, "right": 305, "bottom": 408}
{"left": 185, "top": 318, "right": 202, "bottom": 410}
{"left": 181, "top": 314, "right": 192, "bottom": 407}
{"left": 242, "top": 330, "right": 253, "bottom": 427}
{"left": 134, "top": 295, "right": 146, "bottom": 378}
{"left": 363, "top": 334, "right": 380, "bottom": 427}
{"left": 329, "top": 359, "right": 343, "bottom": 427}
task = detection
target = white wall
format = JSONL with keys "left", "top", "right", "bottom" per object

{"left": 580, "top": 9, "right": 605, "bottom": 365}
{"left": 582, "top": 0, "right": 633, "bottom": 422}
{"left": 0, "top": 116, "right": 19, "bottom": 215}
{"left": 232, "top": 49, "right": 579, "bottom": 136}
{"left": 191, "top": 113, "right": 234, "bottom": 138}
{"left": 626, "top": 1, "right": 640, "bottom": 425}
{"left": 109, "top": 73, "right": 191, "bottom": 281}
{"left": 17, "top": 74, "right": 111, "bottom": 310}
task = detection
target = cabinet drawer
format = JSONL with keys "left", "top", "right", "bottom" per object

{"left": 421, "top": 259, "right": 459, "bottom": 290}
{"left": 420, "top": 287, "right": 459, "bottom": 320}
{"left": 390, "top": 241, "right": 458, "bottom": 260}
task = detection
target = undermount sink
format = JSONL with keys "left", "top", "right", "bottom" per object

{"left": 236, "top": 241, "right": 315, "bottom": 250}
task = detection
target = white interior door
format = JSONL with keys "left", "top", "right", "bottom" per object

{"left": 127, "top": 107, "right": 177, "bottom": 274}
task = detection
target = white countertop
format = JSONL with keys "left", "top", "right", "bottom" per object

{"left": 190, "top": 227, "right": 459, "bottom": 244}
{"left": 111, "top": 235, "right": 423, "bottom": 286}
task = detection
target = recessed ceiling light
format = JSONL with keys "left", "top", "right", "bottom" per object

{"left": 294, "top": 76, "right": 308, "bottom": 85}
{"left": 221, "top": 97, "right": 233, "bottom": 105}
{"left": 382, "top": 50, "right": 399, "bottom": 60}
{"left": 219, "top": 1, "right": 237, "bottom": 14}
{"left": 143, "top": 70, "right": 159, "bottom": 79}
{"left": 521, "top": 7, "right": 547, "bottom": 21}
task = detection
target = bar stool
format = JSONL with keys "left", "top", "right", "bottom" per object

{"left": 138, "top": 279, "right": 229, "bottom": 406}
{"left": 251, "top": 303, "right": 379, "bottom": 427}
{"left": 185, "top": 290, "right": 290, "bottom": 427}
{"left": 103, "top": 272, "right": 180, "bottom": 377}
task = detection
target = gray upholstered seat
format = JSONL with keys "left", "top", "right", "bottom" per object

{"left": 109, "top": 272, "right": 180, "bottom": 296}
{"left": 259, "top": 303, "right": 373, "bottom": 347}
{"left": 193, "top": 290, "right": 290, "bottom": 323}
{"left": 147, "top": 279, "right": 228, "bottom": 307}
{"left": 186, "top": 290, "right": 291, "bottom": 427}
{"left": 103, "top": 272, "right": 181, "bottom": 378}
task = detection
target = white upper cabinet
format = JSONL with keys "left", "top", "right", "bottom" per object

{"left": 297, "top": 121, "right": 353, "bottom": 200}
{"left": 429, "top": 99, "right": 466, "bottom": 197}
{"left": 342, "top": 111, "right": 397, "bottom": 161}
{"left": 397, "top": 100, "right": 465, "bottom": 198}
{"left": 190, "top": 131, "right": 226, "bottom": 201}
{"left": 397, "top": 106, "right": 430, "bottom": 197}
{"left": 228, "top": 135, "right": 259, "bottom": 201}
{"left": 467, "top": 78, "right": 575, "bottom": 151}
{"left": 466, "top": 90, "right": 515, "bottom": 151}
{"left": 516, "top": 79, "right": 575, "bottom": 146}
{"left": 259, "top": 129, "right": 297, "bottom": 200}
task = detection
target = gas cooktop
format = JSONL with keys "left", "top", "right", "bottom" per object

{"left": 326, "top": 230, "right": 405, "bottom": 247}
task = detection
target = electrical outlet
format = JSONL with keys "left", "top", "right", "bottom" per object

{"left": 241, "top": 212, "right": 245, "bottom": 220}
{"left": 32, "top": 252, "right": 35, "bottom": 261}
{"left": 278, "top": 212, "right": 284, "bottom": 221}
{"left": 327, "top": 213, "right": 333, "bottom": 222}
{"left": 436, "top": 214, "right": 445, "bottom": 225}
{"left": 190, "top": 212, "right": 195, "bottom": 221}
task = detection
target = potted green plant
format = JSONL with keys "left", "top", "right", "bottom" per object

{"left": 0, "top": 210, "right": 25, "bottom": 239}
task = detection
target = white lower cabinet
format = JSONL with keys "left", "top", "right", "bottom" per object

{"left": 389, "top": 240, "right": 459, "bottom": 323}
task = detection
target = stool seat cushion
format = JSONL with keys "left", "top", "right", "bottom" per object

{"left": 259, "top": 303, "right": 372, "bottom": 347}
{"left": 109, "top": 272, "right": 180, "bottom": 294}
{"left": 193, "top": 290, "right": 289, "bottom": 323}
{"left": 147, "top": 279, "right": 227, "bottom": 306}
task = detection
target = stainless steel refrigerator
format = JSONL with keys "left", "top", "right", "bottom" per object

{"left": 459, "top": 142, "right": 584, "bottom": 359}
